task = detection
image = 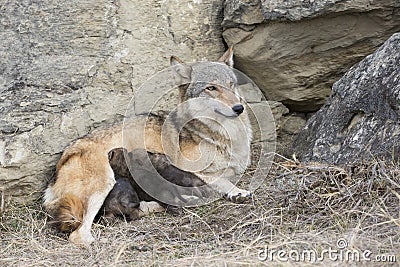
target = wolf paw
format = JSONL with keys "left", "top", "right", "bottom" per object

{"left": 226, "top": 188, "right": 252, "bottom": 203}
{"left": 69, "top": 230, "right": 95, "bottom": 246}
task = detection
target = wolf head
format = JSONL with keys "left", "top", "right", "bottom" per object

{"left": 168, "top": 48, "right": 252, "bottom": 168}
{"left": 170, "top": 47, "right": 244, "bottom": 119}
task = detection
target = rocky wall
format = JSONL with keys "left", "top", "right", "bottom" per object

{"left": 0, "top": 0, "right": 225, "bottom": 203}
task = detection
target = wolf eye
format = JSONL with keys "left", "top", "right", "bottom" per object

{"left": 206, "top": 86, "right": 217, "bottom": 91}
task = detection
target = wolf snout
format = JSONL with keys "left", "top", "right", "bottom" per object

{"left": 232, "top": 104, "right": 244, "bottom": 115}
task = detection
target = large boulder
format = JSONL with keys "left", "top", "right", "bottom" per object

{"left": 291, "top": 33, "right": 400, "bottom": 165}
{"left": 222, "top": 0, "right": 400, "bottom": 111}
{"left": 0, "top": 0, "right": 225, "bottom": 204}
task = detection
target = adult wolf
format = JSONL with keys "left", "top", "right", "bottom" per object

{"left": 43, "top": 48, "right": 253, "bottom": 246}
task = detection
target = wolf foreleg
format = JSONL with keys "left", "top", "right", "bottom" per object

{"left": 69, "top": 176, "right": 115, "bottom": 246}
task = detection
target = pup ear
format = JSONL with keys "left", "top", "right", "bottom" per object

{"left": 218, "top": 46, "right": 234, "bottom": 67}
{"left": 170, "top": 56, "right": 192, "bottom": 85}
{"left": 108, "top": 150, "right": 115, "bottom": 161}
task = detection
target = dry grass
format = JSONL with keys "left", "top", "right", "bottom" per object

{"left": 1, "top": 157, "right": 399, "bottom": 266}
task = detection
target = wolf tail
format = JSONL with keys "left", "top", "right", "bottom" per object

{"left": 52, "top": 194, "right": 84, "bottom": 233}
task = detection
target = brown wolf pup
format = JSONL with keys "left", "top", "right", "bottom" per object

{"left": 99, "top": 176, "right": 141, "bottom": 222}
{"left": 107, "top": 148, "right": 211, "bottom": 213}
{"left": 43, "top": 48, "right": 253, "bottom": 245}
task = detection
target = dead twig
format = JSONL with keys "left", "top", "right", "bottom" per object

{"left": 0, "top": 187, "right": 4, "bottom": 217}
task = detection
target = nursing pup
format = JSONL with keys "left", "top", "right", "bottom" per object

{"left": 103, "top": 148, "right": 209, "bottom": 216}
{"left": 99, "top": 176, "right": 141, "bottom": 222}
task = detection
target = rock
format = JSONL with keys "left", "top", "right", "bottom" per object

{"left": 222, "top": 0, "right": 400, "bottom": 111}
{"left": 259, "top": 0, "right": 390, "bottom": 21}
{"left": 291, "top": 33, "right": 400, "bottom": 165}
{"left": 277, "top": 113, "right": 307, "bottom": 156}
{"left": 0, "top": 0, "right": 225, "bottom": 204}
{"left": 246, "top": 100, "right": 288, "bottom": 144}
{"left": 238, "top": 83, "right": 264, "bottom": 103}
{"left": 268, "top": 101, "right": 290, "bottom": 132}
{"left": 281, "top": 115, "right": 306, "bottom": 135}
{"left": 222, "top": 0, "right": 264, "bottom": 29}
{"left": 248, "top": 102, "right": 274, "bottom": 143}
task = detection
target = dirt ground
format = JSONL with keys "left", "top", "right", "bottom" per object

{"left": 1, "top": 157, "right": 399, "bottom": 266}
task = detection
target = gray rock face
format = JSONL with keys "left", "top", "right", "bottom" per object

{"left": 261, "top": 0, "right": 342, "bottom": 21}
{"left": 223, "top": 0, "right": 400, "bottom": 111}
{"left": 0, "top": 0, "right": 225, "bottom": 204}
{"left": 281, "top": 115, "right": 306, "bottom": 135}
{"left": 260, "top": 0, "right": 389, "bottom": 21}
{"left": 292, "top": 33, "right": 400, "bottom": 165}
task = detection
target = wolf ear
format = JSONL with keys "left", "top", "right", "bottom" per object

{"left": 170, "top": 56, "right": 192, "bottom": 85}
{"left": 170, "top": 56, "right": 192, "bottom": 102}
{"left": 218, "top": 46, "right": 234, "bottom": 67}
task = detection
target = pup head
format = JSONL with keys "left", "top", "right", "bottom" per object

{"left": 108, "top": 148, "right": 130, "bottom": 177}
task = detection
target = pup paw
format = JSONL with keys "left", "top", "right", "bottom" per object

{"left": 165, "top": 205, "right": 183, "bottom": 215}
{"left": 138, "top": 201, "right": 165, "bottom": 217}
{"left": 226, "top": 188, "right": 252, "bottom": 203}
{"left": 180, "top": 194, "right": 201, "bottom": 204}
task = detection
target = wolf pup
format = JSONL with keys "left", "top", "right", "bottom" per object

{"left": 109, "top": 148, "right": 208, "bottom": 193}
{"left": 108, "top": 148, "right": 211, "bottom": 213}
{"left": 43, "top": 48, "right": 253, "bottom": 246}
{"left": 99, "top": 176, "right": 141, "bottom": 222}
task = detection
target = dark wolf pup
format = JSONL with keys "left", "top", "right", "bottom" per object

{"left": 99, "top": 176, "right": 141, "bottom": 222}
{"left": 102, "top": 148, "right": 209, "bottom": 218}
